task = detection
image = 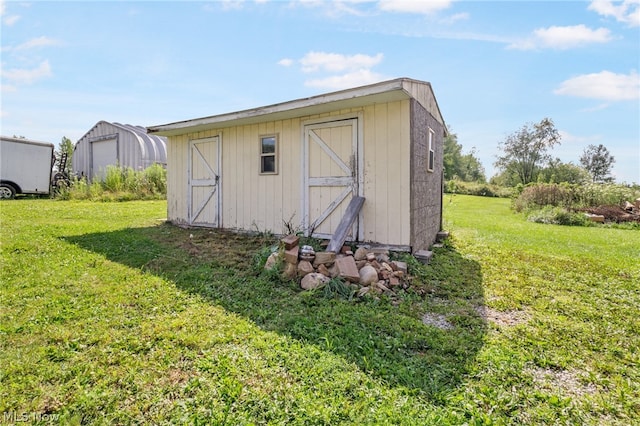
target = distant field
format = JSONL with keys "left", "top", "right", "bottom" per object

{"left": 1, "top": 196, "right": 638, "bottom": 424}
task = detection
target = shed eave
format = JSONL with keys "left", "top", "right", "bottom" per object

{"left": 147, "top": 78, "right": 426, "bottom": 137}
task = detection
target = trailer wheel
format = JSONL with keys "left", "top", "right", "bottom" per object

{"left": 52, "top": 172, "right": 70, "bottom": 192}
{"left": 0, "top": 183, "right": 16, "bottom": 199}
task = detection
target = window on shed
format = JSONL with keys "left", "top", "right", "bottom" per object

{"left": 427, "top": 128, "right": 435, "bottom": 172}
{"left": 260, "top": 135, "right": 278, "bottom": 174}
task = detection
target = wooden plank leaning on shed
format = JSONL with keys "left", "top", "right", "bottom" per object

{"left": 325, "top": 196, "right": 365, "bottom": 253}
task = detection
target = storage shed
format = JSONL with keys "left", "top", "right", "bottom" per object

{"left": 73, "top": 121, "right": 167, "bottom": 181}
{"left": 148, "top": 78, "right": 446, "bottom": 252}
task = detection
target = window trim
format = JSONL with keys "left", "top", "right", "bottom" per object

{"left": 259, "top": 134, "right": 278, "bottom": 175}
{"left": 427, "top": 128, "right": 435, "bottom": 173}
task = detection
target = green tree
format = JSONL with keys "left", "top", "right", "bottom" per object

{"left": 579, "top": 144, "right": 615, "bottom": 183}
{"left": 443, "top": 131, "right": 486, "bottom": 182}
{"left": 494, "top": 118, "right": 561, "bottom": 185}
{"left": 443, "top": 132, "right": 462, "bottom": 181}
{"left": 55, "top": 136, "right": 74, "bottom": 175}
{"left": 459, "top": 147, "right": 486, "bottom": 183}
{"left": 539, "top": 158, "right": 590, "bottom": 184}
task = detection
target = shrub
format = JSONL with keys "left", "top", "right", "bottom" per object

{"left": 526, "top": 206, "right": 590, "bottom": 226}
{"left": 573, "top": 183, "right": 639, "bottom": 208}
{"left": 55, "top": 165, "right": 167, "bottom": 201}
{"left": 512, "top": 183, "right": 574, "bottom": 212}
{"left": 444, "top": 179, "right": 513, "bottom": 198}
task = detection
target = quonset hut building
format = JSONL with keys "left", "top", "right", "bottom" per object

{"left": 73, "top": 121, "right": 167, "bottom": 181}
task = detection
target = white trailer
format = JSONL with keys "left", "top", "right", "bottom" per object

{"left": 0, "top": 136, "right": 55, "bottom": 199}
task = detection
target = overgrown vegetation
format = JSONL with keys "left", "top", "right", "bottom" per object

{"left": 1, "top": 197, "right": 638, "bottom": 424}
{"left": 513, "top": 182, "right": 639, "bottom": 212}
{"left": 511, "top": 182, "right": 640, "bottom": 227}
{"left": 445, "top": 179, "right": 513, "bottom": 198}
{"left": 56, "top": 164, "right": 166, "bottom": 201}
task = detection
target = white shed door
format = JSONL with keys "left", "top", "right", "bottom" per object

{"left": 91, "top": 138, "right": 117, "bottom": 181}
{"left": 189, "top": 137, "right": 220, "bottom": 227}
{"left": 304, "top": 118, "right": 360, "bottom": 239}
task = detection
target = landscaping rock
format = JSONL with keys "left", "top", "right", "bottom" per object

{"left": 281, "top": 234, "right": 300, "bottom": 250}
{"left": 335, "top": 256, "right": 360, "bottom": 282}
{"left": 297, "top": 260, "right": 314, "bottom": 277}
{"left": 281, "top": 262, "right": 297, "bottom": 280}
{"left": 284, "top": 246, "right": 299, "bottom": 264}
{"left": 354, "top": 247, "right": 368, "bottom": 261}
{"left": 264, "top": 252, "right": 279, "bottom": 270}
{"left": 300, "top": 273, "right": 329, "bottom": 290}
{"left": 357, "top": 286, "right": 371, "bottom": 297}
{"left": 391, "top": 260, "right": 407, "bottom": 274}
{"left": 374, "top": 280, "right": 391, "bottom": 293}
{"left": 436, "top": 231, "right": 449, "bottom": 242}
{"left": 585, "top": 213, "right": 605, "bottom": 223}
{"left": 414, "top": 250, "right": 433, "bottom": 264}
{"left": 313, "top": 251, "right": 336, "bottom": 267}
{"left": 317, "top": 264, "right": 331, "bottom": 277}
{"left": 359, "top": 265, "right": 378, "bottom": 285}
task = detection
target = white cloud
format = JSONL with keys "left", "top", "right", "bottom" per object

{"left": 378, "top": 0, "right": 453, "bottom": 15}
{"left": 440, "top": 12, "right": 469, "bottom": 24}
{"left": 0, "top": 0, "right": 20, "bottom": 26}
{"left": 508, "top": 25, "right": 612, "bottom": 50}
{"left": 290, "top": 0, "right": 373, "bottom": 17}
{"left": 588, "top": 0, "right": 640, "bottom": 27}
{"left": 554, "top": 70, "right": 640, "bottom": 101}
{"left": 278, "top": 51, "right": 387, "bottom": 90}
{"left": 305, "top": 69, "right": 387, "bottom": 90}
{"left": 1, "top": 60, "right": 53, "bottom": 86}
{"left": 13, "top": 36, "right": 62, "bottom": 51}
{"left": 300, "top": 51, "right": 383, "bottom": 73}
{"left": 221, "top": 0, "right": 245, "bottom": 10}
{"left": 278, "top": 58, "right": 294, "bottom": 67}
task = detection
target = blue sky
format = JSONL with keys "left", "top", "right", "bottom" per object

{"left": 2, "top": 0, "right": 639, "bottom": 183}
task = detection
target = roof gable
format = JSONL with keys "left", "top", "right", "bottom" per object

{"left": 148, "top": 78, "right": 445, "bottom": 137}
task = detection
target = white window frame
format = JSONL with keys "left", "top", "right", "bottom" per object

{"left": 259, "top": 134, "right": 278, "bottom": 175}
{"left": 427, "top": 128, "right": 435, "bottom": 173}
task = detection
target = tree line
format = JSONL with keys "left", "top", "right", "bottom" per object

{"left": 445, "top": 118, "right": 617, "bottom": 187}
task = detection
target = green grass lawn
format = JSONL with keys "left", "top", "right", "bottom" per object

{"left": 1, "top": 196, "right": 638, "bottom": 425}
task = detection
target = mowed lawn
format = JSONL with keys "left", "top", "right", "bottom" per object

{"left": 0, "top": 196, "right": 638, "bottom": 425}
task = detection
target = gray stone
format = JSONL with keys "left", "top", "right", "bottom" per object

{"left": 414, "top": 250, "right": 433, "bottom": 264}
{"left": 358, "top": 265, "right": 378, "bottom": 285}
{"left": 392, "top": 261, "right": 408, "bottom": 275}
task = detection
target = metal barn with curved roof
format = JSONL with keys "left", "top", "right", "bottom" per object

{"left": 73, "top": 121, "right": 167, "bottom": 181}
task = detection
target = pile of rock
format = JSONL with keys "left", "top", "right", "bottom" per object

{"left": 264, "top": 234, "right": 410, "bottom": 296}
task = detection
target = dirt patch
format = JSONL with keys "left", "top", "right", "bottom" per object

{"left": 580, "top": 205, "right": 640, "bottom": 223}
{"left": 528, "top": 366, "right": 597, "bottom": 398}
{"left": 422, "top": 312, "right": 454, "bottom": 330}
{"left": 475, "top": 305, "right": 529, "bottom": 326}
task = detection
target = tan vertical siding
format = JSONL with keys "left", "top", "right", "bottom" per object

{"left": 360, "top": 101, "right": 411, "bottom": 246}
{"left": 166, "top": 102, "right": 412, "bottom": 247}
